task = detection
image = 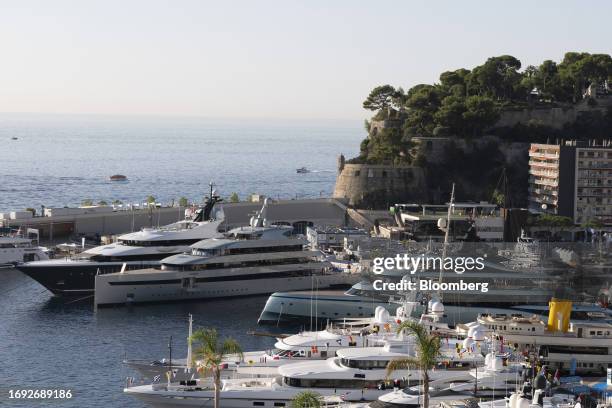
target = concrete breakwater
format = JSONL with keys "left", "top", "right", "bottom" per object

{"left": 1, "top": 199, "right": 350, "bottom": 243}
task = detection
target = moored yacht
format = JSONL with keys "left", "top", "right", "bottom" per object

{"left": 0, "top": 228, "right": 49, "bottom": 266}
{"left": 127, "top": 306, "right": 423, "bottom": 381}
{"left": 124, "top": 335, "right": 486, "bottom": 407}
{"left": 95, "top": 199, "right": 358, "bottom": 306}
{"left": 372, "top": 351, "right": 526, "bottom": 407}
{"left": 471, "top": 301, "right": 612, "bottom": 375}
{"left": 127, "top": 315, "right": 400, "bottom": 381}
{"left": 15, "top": 194, "right": 224, "bottom": 296}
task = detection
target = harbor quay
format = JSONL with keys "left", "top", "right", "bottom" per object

{"left": 0, "top": 198, "right": 351, "bottom": 243}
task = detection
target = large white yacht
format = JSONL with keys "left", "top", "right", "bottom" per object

{"left": 124, "top": 335, "right": 486, "bottom": 407}
{"left": 15, "top": 194, "right": 224, "bottom": 296}
{"left": 0, "top": 228, "right": 48, "bottom": 266}
{"left": 257, "top": 248, "right": 604, "bottom": 327}
{"left": 471, "top": 302, "right": 612, "bottom": 375}
{"left": 94, "top": 199, "right": 358, "bottom": 306}
{"left": 372, "top": 351, "right": 526, "bottom": 406}
{"left": 127, "top": 307, "right": 414, "bottom": 381}
{"left": 127, "top": 322, "right": 395, "bottom": 381}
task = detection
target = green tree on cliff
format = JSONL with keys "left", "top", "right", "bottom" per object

{"left": 363, "top": 85, "right": 399, "bottom": 112}
{"left": 462, "top": 95, "right": 500, "bottom": 137}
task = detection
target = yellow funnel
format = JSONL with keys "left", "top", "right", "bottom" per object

{"left": 547, "top": 298, "right": 572, "bottom": 332}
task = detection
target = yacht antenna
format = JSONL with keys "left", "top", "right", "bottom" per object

{"left": 438, "top": 183, "right": 455, "bottom": 298}
{"left": 167, "top": 335, "right": 173, "bottom": 385}
{"left": 208, "top": 181, "right": 215, "bottom": 200}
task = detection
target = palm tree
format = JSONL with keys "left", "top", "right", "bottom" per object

{"left": 290, "top": 391, "right": 322, "bottom": 408}
{"left": 189, "top": 328, "right": 243, "bottom": 408}
{"left": 386, "top": 321, "right": 442, "bottom": 408}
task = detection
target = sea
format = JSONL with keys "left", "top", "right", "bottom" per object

{"left": 0, "top": 113, "right": 362, "bottom": 212}
{"left": 0, "top": 113, "right": 362, "bottom": 407}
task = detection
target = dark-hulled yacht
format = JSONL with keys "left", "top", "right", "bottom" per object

{"left": 15, "top": 194, "right": 224, "bottom": 296}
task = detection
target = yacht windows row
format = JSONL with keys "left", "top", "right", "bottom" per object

{"left": 167, "top": 257, "right": 317, "bottom": 271}
{"left": 191, "top": 244, "right": 304, "bottom": 257}
{"left": 108, "top": 269, "right": 321, "bottom": 285}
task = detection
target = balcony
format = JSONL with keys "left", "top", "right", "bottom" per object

{"left": 530, "top": 195, "right": 558, "bottom": 205}
{"left": 529, "top": 177, "right": 559, "bottom": 187}
{"left": 529, "top": 168, "right": 558, "bottom": 178}
{"left": 528, "top": 187, "right": 558, "bottom": 196}
{"left": 529, "top": 151, "right": 559, "bottom": 160}
{"left": 528, "top": 160, "right": 558, "bottom": 169}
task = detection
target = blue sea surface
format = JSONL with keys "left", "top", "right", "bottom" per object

{"left": 0, "top": 268, "right": 285, "bottom": 407}
{"left": 0, "top": 113, "right": 362, "bottom": 211}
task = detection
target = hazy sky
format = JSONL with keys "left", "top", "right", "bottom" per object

{"left": 1, "top": 1, "right": 610, "bottom": 120}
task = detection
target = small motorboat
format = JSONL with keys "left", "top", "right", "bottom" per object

{"left": 11, "top": 137, "right": 18, "bottom": 140}
{"left": 296, "top": 167, "right": 310, "bottom": 174}
{"left": 109, "top": 174, "right": 128, "bottom": 181}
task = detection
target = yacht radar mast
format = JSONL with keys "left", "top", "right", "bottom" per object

{"left": 437, "top": 182, "right": 455, "bottom": 301}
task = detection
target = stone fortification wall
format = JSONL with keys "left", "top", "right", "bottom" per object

{"left": 333, "top": 162, "right": 427, "bottom": 209}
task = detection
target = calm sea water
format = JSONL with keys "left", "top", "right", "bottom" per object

{"left": 0, "top": 268, "right": 285, "bottom": 408}
{"left": 0, "top": 114, "right": 361, "bottom": 407}
{"left": 0, "top": 113, "right": 362, "bottom": 212}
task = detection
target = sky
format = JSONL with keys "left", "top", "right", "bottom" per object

{"left": 0, "top": 0, "right": 611, "bottom": 120}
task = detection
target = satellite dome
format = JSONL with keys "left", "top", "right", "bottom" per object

{"left": 379, "top": 308, "right": 390, "bottom": 323}
{"left": 484, "top": 353, "right": 492, "bottom": 366}
{"left": 472, "top": 329, "right": 486, "bottom": 342}
{"left": 517, "top": 397, "right": 530, "bottom": 408}
{"left": 431, "top": 301, "right": 444, "bottom": 313}
{"left": 467, "top": 325, "right": 482, "bottom": 338}
{"left": 491, "top": 356, "right": 503, "bottom": 370}
{"left": 508, "top": 393, "right": 519, "bottom": 408}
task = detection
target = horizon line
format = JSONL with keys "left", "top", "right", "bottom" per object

{"left": 0, "top": 110, "right": 368, "bottom": 123}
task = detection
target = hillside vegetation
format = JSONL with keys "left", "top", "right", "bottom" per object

{"left": 357, "top": 52, "right": 612, "bottom": 165}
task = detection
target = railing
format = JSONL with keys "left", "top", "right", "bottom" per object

{"left": 528, "top": 187, "right": 558, "bottom": 196}
{"left": 529, "top": 151, "right": 559, "bottom": 160}
{"left": 529, "top": 177, "right": 558, "bottom": 187}
{"left": 529, "top": 168, "right": 558, "bottom": 178}
{"left": 528, "top": 160, "right": 558, "bottom": 168}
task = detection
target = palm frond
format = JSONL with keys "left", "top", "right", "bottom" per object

{"left": 290, "top": 391, "right": 322, "bottom": 408}
{"left": 386, "top": 357, "right": 420, "bottom": 377}
{"left": 396, "top": 321, "right": 442, "bottom": 371}
{"left": 189, "top": 327, "right": 242, "bottom": 370}
{"left": 222, "top": 338, "right": 244, "bottom": 361}
{"left": 396, "top": 320, "right": 428, "bottom": 344}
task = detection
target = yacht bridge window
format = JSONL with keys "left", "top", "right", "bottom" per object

{"left": 119, "top": 239, "right": 198, "bottom": 247}
{"left": 284, "top": 377, "right": 380, "bottom": 389}
{"left": 340, "top": 358, "right": 389, "bottom": 369}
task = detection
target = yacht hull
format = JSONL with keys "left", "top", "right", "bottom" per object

{"left": 15, "top": 260, "right": 162, "bottom": 296}
{"left": 126, "top": 384, "right": 396, "bottom": 407}
{"left": 95, "top": 267, "right": 359, "bottom": 306}
{"left": 258, "top": 291, "right": 394, "bottom": 325}
{"left": 258, "top": 291, "right": 555, "bottom": 326}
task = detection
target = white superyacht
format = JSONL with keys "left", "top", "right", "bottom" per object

{"left": 95, "top": 199, "right": 358, "bottom": 306}
{"left": 124, "top": 334, "right": 486, "bottom": 407}
{"left": 470, "top": 300, "right": 612, "bottom": 375}
{"left": 16, "top": 193, "right": 224, "bottom": 295}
